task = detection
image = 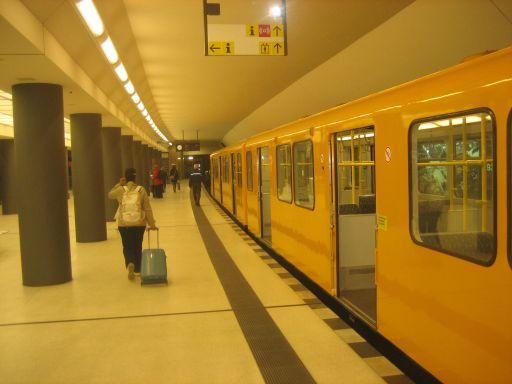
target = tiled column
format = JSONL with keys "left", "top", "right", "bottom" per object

{"left": 102, "top": 127, "right": 122, "bottom": 221}
{"left": 0, "top": 139, "right": 17, "bottom": 214}
{"left": 70, "top": 113, "right": 106, "bottom": 242}
{"left": 12, "top": 83, "right": 71, "bottom": 286}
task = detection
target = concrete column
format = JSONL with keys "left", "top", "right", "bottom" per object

{"left": 12, "top": 83, "right": 71, "bottom": 286}
{"left": 102, "top": 127, "right": 122, "bottom": 221}
{"left": 70, "top": 113, "right": 106, "bottom": 242}
{"left": 121, "top": 136, "right": 134, "bottom": 173}
{"left": 132, "top": 140, "right": 143, "bottom": 186}
{"left": 0, "top": 139, "right": 17, "bottom": 214}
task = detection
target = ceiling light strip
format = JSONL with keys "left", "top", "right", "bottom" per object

{"left": 74, "top": 0, "right": 169, "bottom": 144}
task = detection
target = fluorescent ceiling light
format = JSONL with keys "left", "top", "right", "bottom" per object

{"left": 142, "top": 109, "right": 148, "bottom": 117}
{"left": 145, "top": 115, "right": 151, "bottom": 122}
{"left": 131, "top": 92, "right": 140, "bottom": 104}
{"left": 466, "top": 115, "right": 482, "bottom": 124}
{"left": 100, "top": 37, "right": 118, "bottom": 64}
{"left": 418, "top": 123, "right": 438, "bottom": 130}
{"left": 137, "top": 101, "right": 145, "bottom": 111}
{"left": 76, "top": 0, "right": 104, "bottom": 37}
{"left": 114, "top": 63, "right": 128, "bottom": 82}
{"left": 124, "top": 81, "right": 134, "bottom": 95}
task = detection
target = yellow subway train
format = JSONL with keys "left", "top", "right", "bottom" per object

{"left": 210, "top": 47, "right": 512, "bottom": 383}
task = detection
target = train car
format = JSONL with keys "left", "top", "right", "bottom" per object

{"left": 211, "top": 47, "right": 512, "bottom": 383}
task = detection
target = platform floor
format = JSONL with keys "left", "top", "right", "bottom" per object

{"left": 0, "top": 184, "right": 412, "bottom": 383}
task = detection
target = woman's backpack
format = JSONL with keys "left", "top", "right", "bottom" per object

{"left": 120, "top": 186, "right": 145, "bottom": 225}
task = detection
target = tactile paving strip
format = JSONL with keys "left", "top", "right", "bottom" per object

{"left": 210, "top": 201, "right": 414, "bottom": 384}
{"left": 192, "top": 199, "right": 316, "bottom": 384}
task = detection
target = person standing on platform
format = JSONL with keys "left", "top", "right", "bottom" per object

{"left": 189, "top": 163, "right": 203, "bottom": 206}
{"left": 169, "top": 164, "right": 180, "bottom": 192}
{"left": 151, "top": 163, "right": 163, "bottom": 198}
{"left": 108, "top": 168, "right": 157, "bottom": 280}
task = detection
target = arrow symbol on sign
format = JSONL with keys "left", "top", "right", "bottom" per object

{"left": 273, "top": 43, "right": 282, "bottom": 53}
{"left": 273, "top": 25, "right": 282, "bottom": 35}
{"left": 209, "top": 44, "right": 220, "bottom": 53}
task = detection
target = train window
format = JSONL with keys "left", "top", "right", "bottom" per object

{"left": 236, "top": 153, "right": 242, "bottom": 187}
{"left": 336, "top": 128, "right": 375, "bottom": 214}
{"left": 277, "top": 144, "right": 292, "bottom": 203}
{"left": 222, "top": 156, "right": 229, "bottom": 182}
{"left": 246, "top": 151, "right": 253, "bottom": 191}
{"left": 293, "top": 140, "right": 314, "bottom": 209}
{"left": 410, "top": 110, "right": 496, "bottom": 265}
{"left": 213, "top": 158, "right": 219, "bottom": 179}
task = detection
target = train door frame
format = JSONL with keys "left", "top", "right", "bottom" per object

{"left": 332, "top": 127, "right": 377, "bottom": 326}
{"left": 231, "top": 153, "right": 237, "bottom": 216}
{"left": 258, "top": 146, "right": 272, "bottom": 244}
{"left": 219, "top": 156, "right": 223, "bottom": 204}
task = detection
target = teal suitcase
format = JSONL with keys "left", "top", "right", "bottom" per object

{"left": 141, "top": 229, "right": 168, "bottom": 285}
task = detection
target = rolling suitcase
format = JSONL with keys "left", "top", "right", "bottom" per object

{"left": 141, "top": 228, "right": 168, "bottom": 285}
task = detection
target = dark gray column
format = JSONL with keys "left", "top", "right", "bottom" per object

{"left": 121, "top": 135, "right": 134, "bottom": 173}
{"left": 102, "top": 127, "right": 122, "bottom": 221}
{"left": 132, "top": 140, "right": 144, "bottom": 186}
{"left": 12, "top": 83, "right": 71, "bottom": 286}
{"left": 70, "top": 113, "right": 106, "bottom": 242}
{"left": 141, "top": 144, "right": 150, "bottom": 191}
{"left": 0, "top": 139, "right": 17, "bottom": 214}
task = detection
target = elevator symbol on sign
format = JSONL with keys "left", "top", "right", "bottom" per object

{"left": 260, "top": 43, "right": 271, "bottom": 55}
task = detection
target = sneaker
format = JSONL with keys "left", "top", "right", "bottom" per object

{"left": 127, "top": 263, "right": 135, "bottom": 280}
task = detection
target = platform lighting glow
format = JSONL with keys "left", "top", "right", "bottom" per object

{"left": 188, "top": 156, "right": 194, "bottom": 160}
{"left": 76, "top": 0, "right": 104, "bottom": 37}
{"left": 0, "top": 90, "right": 12, "bottom": 100}
{"left": 137, "top": 101, "right": 145, "bottom": 111}
{"left": 114, "top": 63, "right": 128, "bottom": 82}
{"left": 123, "top": 80, "right": 135, "bottom": 95}
{"left": 131, "top": 92, "right": 140, "bottom": 104}
{"left": 269, "top": 5, "right": 282, "bottom": 18}
{"left": 100, "top": 37, "right": 118, "bottom": 64}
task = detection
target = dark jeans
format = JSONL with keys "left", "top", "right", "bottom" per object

{"left": 118, "top": 226, "right": 146, "bottom": 272}
{"left": 192, "top": 185, "right": 201, "bottom": 205}
{"left": 152, "top": 184, "right": 163, "bottom": 198}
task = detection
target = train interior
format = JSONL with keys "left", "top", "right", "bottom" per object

{"left": 259, "top": 147, "right": 272, "bottom": 243}
{"left": 411, "top": 111, "right": 495, "bottom": 264}
{"left": 335, "top": 127, "right": 377, "bottom": 323}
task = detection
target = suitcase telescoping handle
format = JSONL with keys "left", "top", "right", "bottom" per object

{"left": 147, "top": 228, "right": 159, "bottom": 249}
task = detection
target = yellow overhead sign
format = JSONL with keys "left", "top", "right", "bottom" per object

{"left": 259, "top": 41, "right": 285, "bottom": 55}
{"left": 207, "top": 41, "right": 235, "bottom": 56}
{"left": 246, "top": 24, "right": 284, "bottom": 38}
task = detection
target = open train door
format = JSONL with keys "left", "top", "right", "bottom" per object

{"left": 258, "top": 146, "right": 272, "bottom": 243}
{"left": 333, "top": 127, "right": 377, "bottom": 325}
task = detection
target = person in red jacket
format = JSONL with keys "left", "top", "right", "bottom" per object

{"left": 151, "top": 164, "right": 163, "bottom": 198}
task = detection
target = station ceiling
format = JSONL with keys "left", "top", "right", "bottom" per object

{"left": 1, "top": 0, "right": 511, "bottom": 150}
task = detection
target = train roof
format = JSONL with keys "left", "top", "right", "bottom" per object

{"left": 212, "top": 46, "right": 512, "bottom": 155}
